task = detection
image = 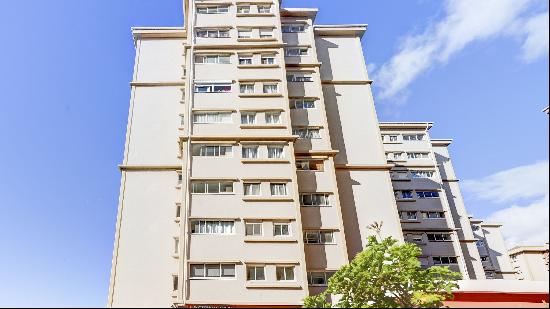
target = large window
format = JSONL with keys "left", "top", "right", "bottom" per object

{"left": 400, "top": 211, "right": 418, "bottom": 221}
{"left": 193, "top": 145, "right": 232, "bottom": 157}
{"left": 416, "top": 191, "right": 440, "bottom": 199}
{"left": 274, "top": 222, "right": 291, "bottom": 236}
{"left": 300, "top": 193, "right": 331, "bottom": 207}
{"left": 247, "top": 265, "right": 265, "bottom": 281}
{"left": 237, "top": 5, "right": 250, "bottom": 14}
{"left": 192, "top": 181, "right": 234, "bottom": 194}
{"left": 293, "top": 127, "right": 321, "bottom": 139}
{"left": 193, "top": 112, "right": 232, "bottom": 124}
{"left": 291, "top": 99, "right": 315, "bottom": 109}
{"left": 285, "top": 47, "right": 309, "bottom": 57}
{"left": 194, "top": 83, "right": 232, "bottom": 93}
{"left": 190, "top": 264, "right": 236, "bottom": 278}
{"left": 287, "top": 74, "right": 313, "bottom": 82}
{"left": 304, "top": 231, "right": 334, "bottom": 244}
{"left": 238, "top": 29, "right": 252, "bottom": 38}
{"left": 259, "top": 28, "right": 274, "bottom": 38}
{"left": 296, "top": 159, "right": 324, "bottom": 171}
{"left": 191, "top": 220, "right": 235, "bottom": 234}
{"left": 243, "top": 183, "right": 261, "bottom": 196}
{"left": 282, "top": 24, "right": 306, "bottom": 33}
{"left": 262, "top": 83, "right": 279, "bottom": 94}
{"left": 196, "top": 6, "right": 229, "bottom": 14}
{"left": 265, "top": 112, "right": 281, "bottom": 125}
{"left": 196, "top": 29, "right": 230, "bottom": 38}
{"left": 307, "top": 271, "right": 335, "bottom": 286}
{"left": 195, "top": 54, "right": 231, "bottom": 64}
{"left": 241, "top": 112, "right": 257, "bottom": 124}
{"left": 276, "top": 266, "right": 295, "bottom": 281}
{"left": 238, "top": 55, "right": 253, "bottom": 65}
{"left": 403, "top": 134, "right": 425, "bottom": 141}
{"left": 270, "top": 183, "right": 287, "bottom": 196}
{"left": 407, "top": 152, "right": 430, "bottom": 159}
{"left": 410, "top": 170, "right": 435, "bottom": 179}
{"left": 422, "top": 211, "right": 445, "bottom": 219}
{"left": 257, "top": 5, "right": 272, "bottom": 13}
{"left": 267, "top": 146, "right": 284, "bottom": 159}
{"left": 427, "top": 233, "right": 452, "bottom": 242}
{"left": 240, "top": 83, "right": 255, "bottom": 93}
{"left": 432, "top": 256, "right": 458, "bottom": 265}
{"left": 395, "top": 190, "right": 414, "bottom": 199}
{"left": 242, "top": 146, "right": 259, "bottom": 159}
{"left": 261, "top": 55, "right": 276, "bottom": 65}
{"left": 245, "top": 222, "right": 263, "bottom": 236}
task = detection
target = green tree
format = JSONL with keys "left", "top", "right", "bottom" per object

{"left": 303, "top": 236, "right": 461, "bottom": 308}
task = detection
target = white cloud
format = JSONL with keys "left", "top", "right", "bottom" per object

{"left": 375, "top": 0, "right": 549, "bottom": 100}
{"left": 520, "top": 11, "right": 550, "bottom": 62}
{"left": 486, "top": 195, "right": 549, "bottom": 247}
{"left": 462, "top": 161, "right": 548, "bottom": 203}
{"left": 463, "top": 161, "right": 549, "bottom": 248}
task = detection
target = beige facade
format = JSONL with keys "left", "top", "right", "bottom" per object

{"left": 108, "top": 1, "right": 529, "bottom": 307}
{"left": 509, "top": 244, "right": 550, "bottom": 281}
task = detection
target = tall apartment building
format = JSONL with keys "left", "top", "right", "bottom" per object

{"left": 108, "top": 1, "right": 513, "bottom": 307}
{"left": 509, "top": 244, "right": 550, "bottom": 281}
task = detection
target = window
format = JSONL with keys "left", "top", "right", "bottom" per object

{"left": 242, "top": 146, "right": 259, "bottom": 159}
{"left": 263, "top": 83, "right": 279, "bottom": 93}
{"left": 391, "top": 171, "right": 409, "bottom": 180}
{"left": 403, "top": 134, "right": 425, "bottom": 141}
{"left": 276, "top": 266, "right": 295, "bottom": 281}
{"left": 196, "top": 29, "right": 230, "bottom": 38}
{"left": 247, "top": 265, "right": 265, "bottom": 281}
{"left": 195, "top": 54, "right": 231, "bottom": 64}
{"left": 259, "top": 28, "right": 274, "bottom": 38}
{"left": 196, "top": 6, "right": 229, "bottom": 14}
{"left": 481, "top": 256, "right": 490, "bottom": 262}
{"left": 300, "top": 193, "right": 331, "bottom": 207}
{"left": 243, "top": 183, "right": 261, "bottom": 196}
{"left": 245, "top": 222, "right": 263, "bottom": 236}
{"left": 282, "top": 24, "right": 306, "bottom": 33}
{"left": 241, "top": 112, "right": 256, "bottom": 124}
{"left": 291, "top": 99, "right": 315, "bottom": 109}
{"left": 387, "top": 152, "right": 406, "bottom": 161}
{"left": 410, "top": 170, "right": 435, "bottom": 179}
{"left": 307, "top": 271, "right": 335, "bottom": 286}
{"left": 176, "top": 204, "right": 181, "bottom": 219}
{"left": 409, "top": 234, "right": 424, "bottom": 243}
{"left": 240, "top": 83, "right": 255, "bottom": 93}
{"left": 193, "top": 145, "right": 232, "bottom": 157}
{"left": 296, "top": 159, "right": 324, "bottom": 171}
{"left": 261, "top": 55, "right": 276, "bottom": 65}
{"left": 287, "top": 74, "right": 313, "bottom": 82}
{"left": 177, "top": 172, "right": 183, "bottom": 184}
{"left": 285, "top": 47, "right": 309, "bottom": 57}
{"left": 293, "top": 127, "right": 321, "bottom": 139}
{"left": 174, "top": 237, "right": 179, "bottom": 254}
{"left": 270, "top": 183, "right": 287, "bottom": 196}
{"left": 407, "top": 152, "right": 430, "bottom": 159}
{"left": 194, "top": 83, "right": 232, "bottom": 93}
{"left": 193, "top": 112, "right": 232, "bottom": 123}
{"left": 173, "top": 275, "right": 179, "bottom": 291}
{"left": 191, "top": 220, "right": 235, "bottom": 234}
{"left": 422, "top": 211, "right": 445, "bottom": 219}
{"left": 265, "top": 112, "right": 281, "bottom": 124}
{"left": 274, "top": 222, "right": 291, "bottom": 236}
{"left": 190, "top": 264, "right": 236, "bottom": 278}
{"left": 388, "top": 135, "right": 399, "bottom": 142}
{"left": 238, "top": 29, "right": 252, "bottom": 38}
{"left": 395, "top": 190, "right": 414, "bottom": 199}
{"left": 238, "top": 55, "right": 253, "bottom": 65}
{"left": 191, "top": 181, "right": 234, "bottom": 194}
{"left": 257, "top": 5, "right": 271, "bottom": 13}
{"left": 267, "top": 146, "right": 284, "bottom": 159}
{"left": 416, "top": 191, "right": 440, "bottom": 199}
{"left": 237, "top": 5, "right": 250, "bottom": 14}
{"left": 304, "top": 231, "right": 334, "bottom": 244}
{"left": 432, "top": 256, "right": 458, "bottom": 265}
{"left": 400, "top": 211, "right": 417, "bottom": 221}
{"left": 427, "top": 233, "right": 452, "bottom": 242}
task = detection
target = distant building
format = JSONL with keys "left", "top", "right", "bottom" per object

{"left": 509, "top": 244, "right": 550, "bottom": 281}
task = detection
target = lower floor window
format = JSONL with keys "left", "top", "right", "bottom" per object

{"left": 432, "top": 256, "right": 458, "bottom": 265}
{"left": 247, "top": 265, "right": 266, "bottom": 281}
{"left": 307, "top": 271, "right": 336, "bottom": 286}
{"left": 276, "top": 266, "right": 295, "bottom": 281}
{"left": 190, "top": 264, "right": 236, "bottom": 278}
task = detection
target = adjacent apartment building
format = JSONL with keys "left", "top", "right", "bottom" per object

{"left": 509, "top": 244, "right": 550, "bottom": 281}
{"left": 108, "top": 1, "right": 517, "bottom": 307}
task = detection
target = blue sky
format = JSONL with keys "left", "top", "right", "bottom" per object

{"left": 0, "top": 0, "right": 547, "bottom": 307}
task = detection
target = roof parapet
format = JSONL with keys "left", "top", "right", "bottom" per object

{"left": 314, "top": 24, "right": 368, "bottom": 38}
{"left": 379, "top": 122, "right": 434, "bottom": 130}
{"left": 132, "top": 27, "right": 187, "bottom": 39}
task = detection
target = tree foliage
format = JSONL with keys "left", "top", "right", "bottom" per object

{"left": 303, "top": 236, "right": 461, "bottom": 308}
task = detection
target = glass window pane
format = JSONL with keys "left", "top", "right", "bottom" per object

{"left": 207, "top": 182, "right": 220, "bottom": 194}
{"left": 191, "top": 264, "right": 205, "bottom": 277}
{"left": 221, "top": 264, "right": 235, "bottom": 277}
{"left": 192, "top": 182, "right": 206, "bottom": 193}
{"left": 206, "top": 264, "right": 221, "bottom": 277}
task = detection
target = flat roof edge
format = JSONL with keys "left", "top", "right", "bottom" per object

{"left": 132, "top": 27, "right": 187, "bottom": 39}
